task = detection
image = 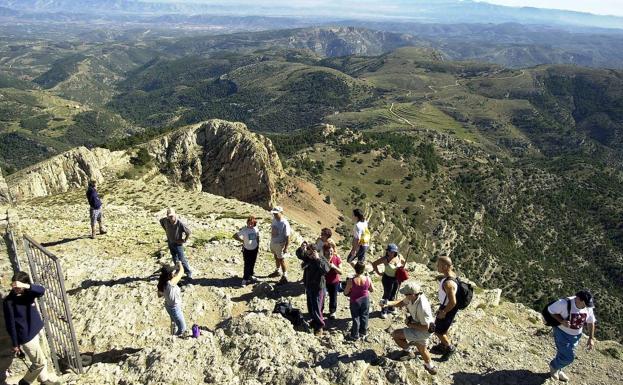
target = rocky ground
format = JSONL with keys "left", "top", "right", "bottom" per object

{"left": 1, "top": 175, "right": 622, "bottom": 385}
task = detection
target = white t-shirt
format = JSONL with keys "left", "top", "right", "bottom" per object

{"left": 353, "top": 221, "right": 369, "bottom": 246}
{"left": 271, "top": 218, "right": 291, "bottom": 244}
{"left": 406, "top": 294, "right": 435, "bottom": 326}
{"left": 237, "top": 226, "right": 260, "bottom": 250}
{"left": 164, "top": 282, "right": 182, "bottom": 308}
{"left": 548, "top": 296, "right": 596, "bottom": 336}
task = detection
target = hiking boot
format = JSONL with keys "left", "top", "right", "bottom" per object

{"left": 241, "top": 279, "right": 249, "bottom": 287}
{"left": 268, "top": 270, "right": 281, "bottom": 278}
{"left": 558, "top": 370, "right": 569, "bottom": 382}
{"left": 360, "top": 333, "right": 369, "bottom": 341}
{"left": 423, "top": 364, "right": 438, "bottom": 375}
{"left": 328, "top": 312, "right": 336, "bottom": 320}
{"left": 440, "top": 345, "right": 457, "bottom": 361}
{"left": 249, "top": 276, "right": 259, "bottom": 283}
{"left": 398, "top": 350, "right": 416, "bottom": 361}
{"left": 278, "top": 276, "right": 288, "bottom": 284}
{"left": 100, "top": 229, "right": 107, "bottom": 235}
{"left": 380, "top": 312, "right": 388, "bottom": 319}
{"left": 549, "top": 364, "right": 559, "bottom": 381}
{"left": 430, "top": 343, "right": 446, "bottom": 354}
{"left": 345, "top": 335, "right": 358, "bottom": 342}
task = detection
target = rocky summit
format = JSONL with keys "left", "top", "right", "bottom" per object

{"left": 0, "top": 121, "right": 622, "bottom": 385}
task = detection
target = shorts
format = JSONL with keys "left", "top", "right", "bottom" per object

{"left": 434, "top": 305, "right": 459, "bottom": 335}
{"left": 403, "top": 327, "right": 432, "bottom": 345}
{"left": 90, "top": 207, "right": 102, "bottom": 226}
{"left": 347, "top": 245, "right": 368, "bottom": 264}
{"left": 270, "top": 241, "right": 286, "bottom": 259}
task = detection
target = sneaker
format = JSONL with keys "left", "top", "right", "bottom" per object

{"left": 241, "top": 279, "right": 249, "bottom": 287}
{"left": 345, "top": 335, "right": 359, "bottom": 342}
{"left": 398, "top": 350, "right": 416, "bottom": 361}
{"left": 278, "top": 276, "right": 288, "bottom": 284}
{"left": 314, "top": 329, "right": 324, "bottom": 337}
{"left": 430, "top": 343, "right": 446, "bottom": 354}
{"left": 440, "top": 345, "right": 457, "bottom": 361}
{"left": 360, "top": 333, "right": 369, "bottom": 341}
{"left": 558, "top": 370, "right": 569, "bottom": 382}
{"left": 389, "top": 308, "right": 398, "bottom": 315}
{"left": 249, "top": 276, "right": 259, "bottom": 283}
{"left": 423, "top": 364, "right": 438, "bottom": 375}
{"left": 268, "top": 270, "right": 281, "bottom": 278}
{"left": 328, "top": 312, "right": 336, "bottom": 320}
{"left": 380, "top": 312, "right": 388, "bottom": 319}
{"left": 100, "top": 229, "right": 108, "bottom": 235}
{"left": 549, "top": 365, "right": 560, "bottom": 381}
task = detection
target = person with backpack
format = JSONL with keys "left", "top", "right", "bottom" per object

{"left": 296, "top": 241, "right": 331, "bottom": 336}
{"left": 433, "top": 256, "right": 460, "bottom": 358}
{"left": 322, "top": 241, "right": 343, "bottom": 320}
{"left": 86, "top": 180, "right": 107, "bottom": 239}
{"left": 347, "top": 208, "right": 370, "bottom": 265}
{"left": 160, "top": 208, "right": 193, "bottom": 280}
{"left": 269, "top": 206, "right": 291, "bottom": 284}
{"left": 381, "top": 281, "right": 438, "bottom": 375}
{"left": 546, "top": 290, "right": 596, "bottom": 382}
{"left": 3, "top": 272, "right": 61, "bottom": 385}
{"left": 371, "top": 243, "right": 405, "bottom": 319}
{"left": 233, "top": 216, "right": 260, "bottom": 287}
{"left": 343, "top": 262, "right": 374, "bottom": 341}
{"left": 157, "top": 261, "right": 187, "bottom": 337}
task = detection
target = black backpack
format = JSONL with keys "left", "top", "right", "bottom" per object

{"left": 542, "top": 299, "right": 571, "bottom": 327}
{"left": 443, "top": 277, "right": 474, "bottom": 310}
{"left": 273, "top": 301, "right": 310, "bottom": 332}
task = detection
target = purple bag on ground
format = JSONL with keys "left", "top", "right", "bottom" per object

{"left": 192, "top": 324, "right": 201, "bottom": 338}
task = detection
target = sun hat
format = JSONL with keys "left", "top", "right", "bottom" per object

{"left": 399, "top": 281, "right": 422, "bottom": 295}
{"left": 270, "top": 206, "right": 284, "bottom": 214}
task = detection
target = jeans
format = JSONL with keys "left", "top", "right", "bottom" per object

{"left": 381, "top": 274, "right": 399, "bottom": 314}
{"left": 306, "top": 288, "right": 325, "bottom": 331}
{"left": 551, "top": 327, "right": 582, "bottom": 370}
{"left": 166, "top": 305, "right": 187, "bottom": 336}
{"left": 168, "top": 242, "right": 192, "bottom": 278}
{"left": 326, "top": 282, "right": 340, "bottom": 314}
{"left": 243, "top": 247, "right": 259, "bottom": 280}
{"left": 350, "top": 296, "right": 370, "bottom": 338}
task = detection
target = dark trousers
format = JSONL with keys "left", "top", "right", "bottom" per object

{"left": 168, "top": 242, "right": 192, "bottom": 278}
{"left": 326, "top": 282, "right": 340, "bottom": 314}
{"left": 381, "top": 274, "right": 399, "bottom": 313}
{"left": 306, "top": 288, "right": 325, "bottom": 331}
{"left": 242, "top": 247, "right": 259, "bottom": 280}
{"left": 350, "top": 296, "right": 370, "bottom": 338}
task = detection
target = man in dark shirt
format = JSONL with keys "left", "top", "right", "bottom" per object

{"left": 86, "top": 180, "right": 107, "bottom": 239}
{"left": 3, "top": 272, "right": 60, "bottom": 385}
{"left": 297, "top": 241, "right": 330, "bottom": 336}
{"left": 160, "top": 208, "right": 193, "bottom": 279}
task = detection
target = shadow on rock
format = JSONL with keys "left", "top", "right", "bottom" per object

{"left": 41, "top": 236, "right": 87, "bottom": 247}
{"left": 67, "top": 274, "right": 159, "bottom": 295}
{"left": 231, "top": 281, "right": 306, "bottom": 302}
{"left": 183, "top": 277, "right": 241, "bottom": 288}
{"left": 452, "top": 370, "right": 548, "bottom": 385}
{"left": 81, "top": 348, "right": 143, "bottom": 366}
{"left": 303, "top": 349, "right": 379, "bottom": 369}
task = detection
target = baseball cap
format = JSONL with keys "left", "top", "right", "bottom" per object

{"left": 399, "top": 281, "right": 422, "bottom": 295}
{"left": 576, "top": 290, "right": 594, "bottom": 308}
{"left": 386, "top": 243, "right": 399, "bottom": 253}
{"left": 270, "top": 206, "right": 284, "bottom": 214}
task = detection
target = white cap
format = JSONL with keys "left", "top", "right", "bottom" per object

{"left": 270, "top": 206, "right": 284, "bottom": 214}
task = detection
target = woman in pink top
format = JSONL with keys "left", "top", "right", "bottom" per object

{"left": 323, "top": 241, "right": 343, "bottom": 319}
{"left": 344, "top": 262, "right": 375, "bottom": 341}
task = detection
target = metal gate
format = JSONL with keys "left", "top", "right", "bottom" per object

{"left": 23, "top": 235, "right": 83, "bottom": 374}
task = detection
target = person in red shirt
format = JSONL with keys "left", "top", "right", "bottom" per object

{"left": 322, "top": 241, "right": 343, "bottom": 320}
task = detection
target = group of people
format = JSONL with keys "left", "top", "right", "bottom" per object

{"left": 1, "top": 184, "right": 597, "bottom": 384}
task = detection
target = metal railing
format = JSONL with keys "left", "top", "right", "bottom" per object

{"left": 23, "top": 235, "right": 83, "bottom": 374}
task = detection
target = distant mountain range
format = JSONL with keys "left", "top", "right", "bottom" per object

{"left": 1, "top": 0, "right": 623, "bottom": 29}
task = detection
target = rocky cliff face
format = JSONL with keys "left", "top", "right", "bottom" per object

{"left": 0, "top": 168, "right": 10, "bottom": 205}
{"left": 5, "top": 147, "right": 124, "bottom": 202}
{"left": 147, "top": 119, "right": 285, "bottom": 209}
{"left": 4, "top": 119, "right": 285, "bottom": 209}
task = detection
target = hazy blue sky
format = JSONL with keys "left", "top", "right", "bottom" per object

{"left": 149, "top": 0, "right": 623, "bottom": 17}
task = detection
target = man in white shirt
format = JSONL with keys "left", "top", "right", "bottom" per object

{"left": 269, "top": 206, "right": 291, "bottom": 283}
{"left": 381, "top": 281, "right": 438, "bottom": 375}
{"left": 546, "top": 290, "right": 597, "bottom": 382}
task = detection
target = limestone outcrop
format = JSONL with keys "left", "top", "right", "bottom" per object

{"left": 5, "top": 147, "right": 121, "bottom": 202}
{"left": 147, "top": 119, "right": 285, "bottom": 209}
{"left": 0, "top": 168, "right": 10, "bottom": 205}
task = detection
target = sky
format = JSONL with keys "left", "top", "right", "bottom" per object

{"left": 481, "top": 1, "right": 623, "bottom": 17}
{"left": 151, "top": 1, "right": 623, "bottom": 17}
